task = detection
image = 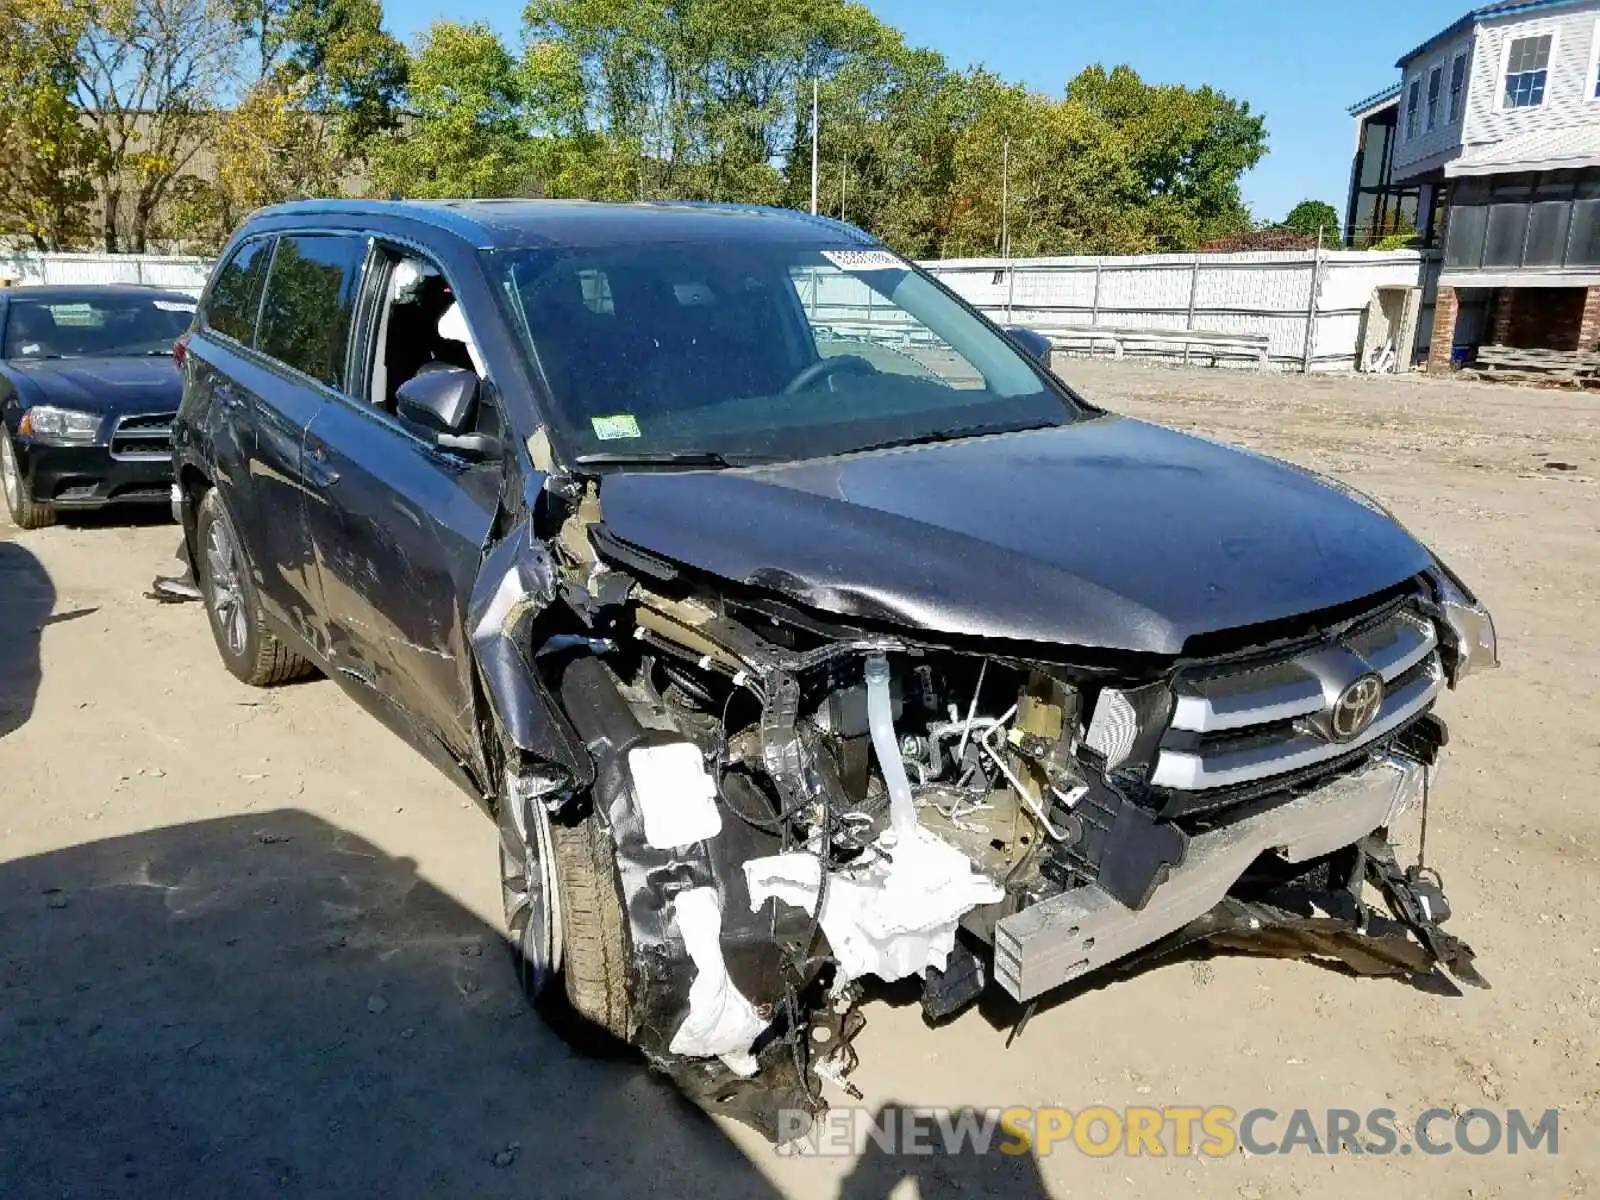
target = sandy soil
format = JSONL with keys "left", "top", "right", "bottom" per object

{"left": 1, "top": 363, "right": 1596, "bottom": 1199}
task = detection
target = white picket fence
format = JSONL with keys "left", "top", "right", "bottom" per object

{"left": 1, "top": 247, "right": 1432, "bottom": 371}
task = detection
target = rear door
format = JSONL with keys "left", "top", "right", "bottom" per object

{"left": 238, "top": 233, "right": 371, "bottom": 644}
{"left": 300, "top": 240, "right": 500, "bottom": 777}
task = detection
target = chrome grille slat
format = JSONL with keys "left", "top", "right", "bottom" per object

{"left": 110, "top": 412, "right": 175, "bottom": 462}
{"left": 1154, "top": 606, "right": 1444, "bottom": 793}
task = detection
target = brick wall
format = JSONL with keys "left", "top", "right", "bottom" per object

{"left": 1428, "top": 286, "right": 1459, "bottom": 372}
{"left": 1486, "top": 287, "right": 1599, "bottom": 350}
{"left": 1581, "top": 286, "right": 1600, "bottom": 351}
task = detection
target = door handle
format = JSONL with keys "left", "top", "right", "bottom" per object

{"left": 305, "top": 442, "right": 341, "bottom": 488}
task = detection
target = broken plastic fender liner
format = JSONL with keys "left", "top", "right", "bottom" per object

{"left": 667, "top": 887, "right": 768, "bottom": 1076}
{"left": 627, "top": 743, "right": 721, "bottom": 850}
{"left": 745, "top": 829, "right": 1005, "bottom": 984}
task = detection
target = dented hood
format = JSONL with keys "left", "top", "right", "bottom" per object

{"left": 595, "top": 417, "right": 1433, "bottom": 655}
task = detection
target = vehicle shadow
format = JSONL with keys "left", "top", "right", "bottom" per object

{"left": 0, "top": 811, "right": 782, "bottom": 1199}
{"left": 0, "top": 539, "right": 54, "bottom": 739}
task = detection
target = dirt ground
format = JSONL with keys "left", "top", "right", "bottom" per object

{"left": 2, "top": 361, "right": 1597, "bottom": 1199}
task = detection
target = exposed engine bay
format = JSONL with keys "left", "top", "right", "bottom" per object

{"left": 468, "top": 479, "right": 1496, "bottom": 1143}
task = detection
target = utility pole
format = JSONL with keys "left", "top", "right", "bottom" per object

{"left": 810, "top": 79, "right": 820, "bottom": 217}
{"left": 1001, "top": 136, "right": 1011, "bottom": 259}
{"left": 840, "top": 155, "right": 847, "bottom": 224}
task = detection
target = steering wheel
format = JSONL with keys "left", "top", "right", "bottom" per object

{"left": 783, "top": 354, "right": 876, "bottom": 395}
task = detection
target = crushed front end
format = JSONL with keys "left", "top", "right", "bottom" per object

{"left": 527, "top": 497, "right": 1496, "bottom": 1142}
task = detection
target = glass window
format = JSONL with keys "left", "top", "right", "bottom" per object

{"left": 1524, "top": 202, "right": 1572, "bottom": 266}
{"left": 203, "top": 237, "right": 272, "bottom": 344}
{"left": 1427, "top": 66, "right": 1443, "bottom": 129}
{"left": 1503, "top": 34, "right": 1552, "bottom": 108}
{"left": 1449, "top": 53, "right": 1468, "bottom": 122}
{"left": 3, "top": 292, "right": 195, "bottom": 360}
{"left": 490, "top": 242, "right": 1081, "bottom": 465}
{"left": 1357, "top": 120, "right": 1393, "bottom": 189}
{"left": 1568, "top": 199, "right": 1600, "bottom": 264}
{"left": 1483, "top": 203, "right": 1531, "bottom": 267}
{"left": 1406, "top": 79, "right": 1422, "bottom": 137}
{"left": 1445, "top": 205, "right": 1488, "bottom": 269}
{"left": 256, "top": 235, "right": 367, "bottom": 388}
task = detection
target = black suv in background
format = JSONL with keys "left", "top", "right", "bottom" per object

{"left": 173, "top": 200, "right": 1495, "bottom": 1140}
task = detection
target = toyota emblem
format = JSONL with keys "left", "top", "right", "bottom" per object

{"left": 1329, "top": 674, "right": 1385, "bottom": 742}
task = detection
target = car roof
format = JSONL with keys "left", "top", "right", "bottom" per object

{"left": 1, "top": 284, "right": 195, "bottom": 301}
{"left": 246, "top": 198, "right": 879, "bottom": 252}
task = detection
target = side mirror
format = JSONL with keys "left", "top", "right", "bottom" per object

{"left": 1004, "top": 326, "right": 1054, "bottom": 368}
{"left": 396, "top": 366, "right": 478, "bottom": 436}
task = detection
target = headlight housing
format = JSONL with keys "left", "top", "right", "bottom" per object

{"left": 20, "top": 405, "right": 101, "bottom": 443}
{"left": 1430, "top": 560, "right": 1498, "bottom": 683}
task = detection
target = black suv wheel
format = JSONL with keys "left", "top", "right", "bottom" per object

{"left": 194, "top": 489, "right": 312, "bottom": 686}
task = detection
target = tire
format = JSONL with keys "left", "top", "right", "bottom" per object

{"left": 194, "top": 488, "right": 312, "bottom": 687}
{"left": 499, "top": 779, "right": 633, "bottom": 1044}
{"left": 550, "top": 813, "right": 633, "bottom": 1040}
{"left": 0, "top": 431, "right": 56, "bottom": 530}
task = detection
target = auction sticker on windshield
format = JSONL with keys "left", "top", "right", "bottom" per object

{"left": 591, "top": 413, "right": 641, "bottom": 440}
{"left": 821, "top": 249, "right": 905, "bottom": 272}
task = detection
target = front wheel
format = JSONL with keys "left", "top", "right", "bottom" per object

{"left": 0, "top": 432, "right": 56, "bottom": 530}
{"left": 193, "top": 489, "right": 312, "bottom": 686}
{"left": 499, "top": 782, "right": 633, "bottom": 1043}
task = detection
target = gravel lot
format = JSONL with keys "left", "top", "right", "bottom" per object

{"left": 2, "top": 362, "right": 1596, "bottom": 1199}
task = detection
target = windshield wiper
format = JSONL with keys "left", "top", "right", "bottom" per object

{"left": 573, "top": 449, "right": 776, "bottom": 469}
{"left": 844, "top": 421, "right": 1058, "bottom": 456}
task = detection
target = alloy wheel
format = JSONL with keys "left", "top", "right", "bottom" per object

{"left": 203, "top": 517, "right": 249, "bottom": 657}
{"left": 499, "top": 783, "right": 563, "bottom": 999}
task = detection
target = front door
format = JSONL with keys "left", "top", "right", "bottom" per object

{"left": 300, "top": 243, "right": 500, "bottom": 779}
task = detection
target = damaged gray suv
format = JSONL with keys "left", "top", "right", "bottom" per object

{"left": 172, "top": 199, "right": 1497, "bottom": 1139}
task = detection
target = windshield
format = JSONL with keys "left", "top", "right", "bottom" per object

{"left": 488, "top": 241, "right": 1082, "bottom": 464}
{"left": 3, "top": 294, "right": 196, "bottom": 360}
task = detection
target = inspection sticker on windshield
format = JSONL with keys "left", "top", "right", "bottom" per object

{"left": 821, "top": 249, "right": 904, "bottom": 272}
{"left": 591, "top": 413, "right": 641, "bottom": 440}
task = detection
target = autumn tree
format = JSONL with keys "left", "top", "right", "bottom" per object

{"left": 0, "top": 0, "right": 103, "bottom": 250}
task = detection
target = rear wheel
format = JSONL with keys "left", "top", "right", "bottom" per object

{"left": 0, "top": 432, "right": 56, "bottom": 530}
{"left": 194, "top": 489, "right": 312, "bottom": 686}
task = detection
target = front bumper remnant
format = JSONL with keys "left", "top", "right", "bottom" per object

{"left": 994, "top": 755, "right": 1473, "bottom": 1001}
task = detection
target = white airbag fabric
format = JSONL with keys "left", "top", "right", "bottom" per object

{"left": 744, "top": 829, "right": 1004, "bottom": 984}
{"left": 667, "top": 887, "right": 766, "bottom": 1075}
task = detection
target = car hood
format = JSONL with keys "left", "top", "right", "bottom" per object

{"left": 594, "top": 416, "right": 1434, "bottom": 656}
{"left": 7, "top": 357, "right": 182, "bottom": 416}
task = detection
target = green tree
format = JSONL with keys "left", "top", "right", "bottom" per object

{"left": 1283, "top": 199, "right": 1342, "bottom": 245}
{"left": 0, "top": 0, "right": 104, "bottom": 250}
{"left": 370, "top": 22, "right": 537, "bottom": 199}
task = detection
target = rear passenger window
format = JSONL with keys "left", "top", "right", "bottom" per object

{"left": 256, "top": 234, "right": 367, "bottom": 388}
{"left": 203, "top": 237, "right": 272, "bottom": 343}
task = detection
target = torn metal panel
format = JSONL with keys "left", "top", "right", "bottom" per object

{"left": 466, "top": 523, "right": 593, "bottom": 792}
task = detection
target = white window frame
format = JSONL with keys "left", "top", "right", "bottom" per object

{"left": 1427, "top": 63, "right": 1444, "bottom": 129}
{"left": 1589, "top": 18, "right": 1600, "bottom": 102}
{"left": 1499, "top": 28, "right": 1558, "bottom": 111}
{"left": 1406, "top": 77, "right": 1423, "bottom": 138}
{"left": 1448, "top": 50, "right": 1468, "bottom": 122}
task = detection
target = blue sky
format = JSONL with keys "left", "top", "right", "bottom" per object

{"left": 382, "top": 0, "right": 1474, "bottom": 223}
